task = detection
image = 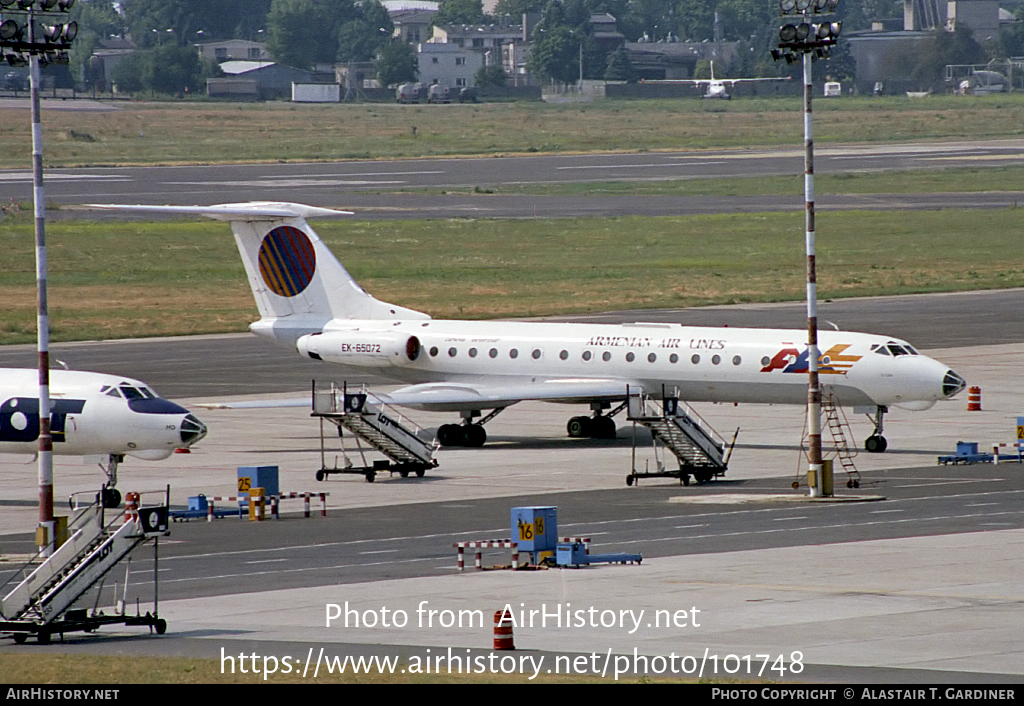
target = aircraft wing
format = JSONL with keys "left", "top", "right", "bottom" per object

{"left": 379, "top": 378, "right": 640, "bottom": 412}
{"left": 193, "top": 378, "right": 639, "bottom": 412}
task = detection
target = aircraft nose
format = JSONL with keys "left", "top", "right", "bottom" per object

{"left": 179, "top": 413, "right": 207, "bottom": 446}
{"left": 942, "top": 369, "right": 966, "bottom": 399}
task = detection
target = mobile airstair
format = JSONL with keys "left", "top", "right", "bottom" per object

{"left": 312, "top": 381, "right": 439, "bottom": 483}
{"left": 1, "top": 489, "right": 170, "bottom": 644}
{"left": 626, "top": 386, "right": 739, "bottom": 486}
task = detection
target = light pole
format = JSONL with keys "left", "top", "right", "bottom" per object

{"left": 770, "top": 0, "right": 842, "bottom": 497}
{"left": 0, "top": 0, "right": 78, "bottom": 553}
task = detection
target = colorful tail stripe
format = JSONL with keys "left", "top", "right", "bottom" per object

{"left": 258, "top": 226, "right": 317, "bottom": 297}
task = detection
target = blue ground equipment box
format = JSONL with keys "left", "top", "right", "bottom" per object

{"left": 237, "top": 465, "right": 279, "bottom": 506}
{"left": 511, "top": 506, "right": 557, "bottom": 553}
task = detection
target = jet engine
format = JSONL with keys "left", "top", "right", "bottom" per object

{"left": 297, "top": 331, "right": 421, "bottom": 368}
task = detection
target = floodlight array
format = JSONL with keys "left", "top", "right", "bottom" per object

{"left": 0, "top": 0, "right": 77, "bottom": 65}
{"left": 772, "top": 0, "right": 841, "bottom": 64}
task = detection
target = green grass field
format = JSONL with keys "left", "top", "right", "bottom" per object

{"left": 1, "top": 207, "right": 1021, "bottom": 344}
{"left": 2, "top": 94, "right": 1024, "bottom": 167}
{"left": 1, "top": 96, "right": 1022, "bottom": 343}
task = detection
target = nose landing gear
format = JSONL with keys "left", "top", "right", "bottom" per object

{"left": 864, "top": 406, "right": 888, "bottom": 453}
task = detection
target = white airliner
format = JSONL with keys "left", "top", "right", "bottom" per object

{"left": 644, "top": 61, "right": 790, "bottom": 99}
{"left": 0, "top": 368, "right": 207, "bottom": 505}
{"left": 85, "top": 202, "right": 966, "bottom": 452}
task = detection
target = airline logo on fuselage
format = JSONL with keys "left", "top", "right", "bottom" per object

{"left": 760, "top": 344, "right": 861, "bottom": 375}
{"left": 258, "top": 225, "right": 317, "bottom": 297}
{"left": 0, "top": 397, "right": 86, "bottom": 443}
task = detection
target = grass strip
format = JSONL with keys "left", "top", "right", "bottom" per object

{"left": 1, "top": 209, "right": 1021, "bottom": 345}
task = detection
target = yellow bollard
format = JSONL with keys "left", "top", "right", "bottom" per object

{"left": 248, "top": 487, "right": 265, "bottom": 522}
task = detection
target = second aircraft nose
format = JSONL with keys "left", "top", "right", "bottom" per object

{"left": 942, "top": 369, "right": 967, "bottom": 399}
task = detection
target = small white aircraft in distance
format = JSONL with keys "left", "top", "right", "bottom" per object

{"left": 0, "top": 368, "right": 207, "bottom": 506}
{"left": 643, "top": 61, "right": 790, "bottom": 99}
{"left": 85, "top": 202, "right": 966, "bottom": 453}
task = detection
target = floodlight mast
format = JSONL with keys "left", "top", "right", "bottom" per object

{"left": 771, "top": 0, "right": 842, "bottom": 497}
{"left": 0, "top": 0, "right": 79, "bottom": 553}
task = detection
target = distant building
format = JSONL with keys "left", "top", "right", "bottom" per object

{"left": 417, "top": 42, "right": 483, "bottom": 88}
{"left": 392, "top": 10, "right": 437, "bottom": 44}
{"left": 209, "top": 61, "right": 319, "bottom": 100}
{"left": 196, "top": 40, "right": 269, "bottom": 64}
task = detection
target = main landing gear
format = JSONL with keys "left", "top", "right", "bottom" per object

{"left": 436, "top": 408, "right": 506, "bottom": 448}
{"left": 437, "top": 423, "right": 487, "bottom": 447}
{"left": 567, "top": 402, "right": 626, "bottom": 440}
{"left": 864, "top": 405, "right": 888, "bottom": 453}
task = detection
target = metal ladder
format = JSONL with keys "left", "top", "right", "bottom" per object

{"left": 312, "top": 381, "right": 439, "bottom": 482}
{"left": 821, "top": 389, "right": 860, "bottom": 487}
{"left": 626, "top": 386, "right": 738, "bottom": 486}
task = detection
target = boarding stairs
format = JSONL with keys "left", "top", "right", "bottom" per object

{"left": 1, "top": 491, "right": 169, "bottom": 642}
{"left": 626, "top": 386, "right": 738, "bottom": 486}
{"left": 312, "top": 382, "right": 439, "bottom": 482}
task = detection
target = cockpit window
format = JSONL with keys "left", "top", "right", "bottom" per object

{"left": 887, "top": 344, "right": 910, "bottom": 356}
{"left": 870, "top": 344, "right": 891, "bottom": 356}
{"left": 904, "top": 345, "right": 919, "bottom": 355}
{"left": 102, "top": 385, "right": 122, "bottom": 398}
{"left": 119, "top": 385, "right": 146, "bottom": 400}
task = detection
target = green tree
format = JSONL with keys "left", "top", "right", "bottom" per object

{"left": 604, "top": 47, "right": 637, "bottom": 81}
{"left": 121, "top": 0, "right": 273, "bottom": 45}
{"left": 475, "top": 63, "right": 508, "bottom": 87}
{"left": 434, "top": 0, "right": 486, "bottom": 26}
{"left": 376, "top": 40, "right": 418, "bottom": 86}
{"left": 527, "top": 25, "right": 580, "bottom": 83}
{"left": 337, "top": 1, "right": 393, "bottom": 63}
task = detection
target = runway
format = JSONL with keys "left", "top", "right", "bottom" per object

{"left": 2, "top": 138, "right": 1023, "bottom": 219}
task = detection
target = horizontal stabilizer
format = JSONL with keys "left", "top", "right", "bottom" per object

{"left": 81, "top": 202, "right": 353, "bottom": 220}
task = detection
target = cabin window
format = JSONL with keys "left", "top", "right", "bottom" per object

{"left": 559, "top": 350, "right": 569, "bottom": 360}
{"left": 648, "top": 353, "right": 657, "bottom": 363}
{"left": 625, "top": 352, "right": 635, "bottom": 362}
{"left": 510, "top": 349, "right": 519, "bottom": 359}
{"left": 469, "top": 348, "right": 477, "bottom": 358}
{"left": 669, "top": 354, "right": 679, "bottom": 364}
{"left": 602, "top": 352, "right": 611, "bottom": 362}
{"left": 691, "top": 354, "right": 700, "bottom": 364}
{"left": 448, "top": 347, "right": 458, "bottom": 357}
{"left": 761, "top": 356, "right": 770, "bottom": 366}
{"left": 430, "top": 346, "right": 439, "bottom": 357}
{"left": 489, "top": 348, "right": 498, "bottom": 358}
{"left": 582, "top": 351, "right": 592, "bottom": 361}
{"left": 532, "top": 349, "right": 542, "bottom": 359}
{"left": 732, "top": 356, "right": 742, "bottom": 366}
{"left": 712, "top": 355, "right": 721, "bottom": 365}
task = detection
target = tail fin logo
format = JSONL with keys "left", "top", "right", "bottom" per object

{"left": 258, "top": 226, "right": 317, "bottom": 297}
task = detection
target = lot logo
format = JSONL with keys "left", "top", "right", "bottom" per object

{"left": 760, "top": 344, "right": 861, "bottom": 375}
{"left": 0, "top": 398, "right": 86, "bottom": 443}
{"left": 258, "top": 225, "right": 317, "bottom": 297}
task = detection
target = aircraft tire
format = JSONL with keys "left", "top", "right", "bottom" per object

{"left": 864, "top": 435, "right": 888, "bottom": 453}
{"left": 437, "top": 424, "right": 459, "bottom": 447}
{"left": 567, "top": 416, "right": 592, "bottom": 438}
{"left": 155, "top": 618, "right": 167, "bottom": 635}
{"left": 103, "top": 488, "right": 122, "bottom": 509}
{"left": 464, "top": 424, "right": 487, "bottom": 447}
{"left": 591, "top": 416, "right": 617, "bottom": 439}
